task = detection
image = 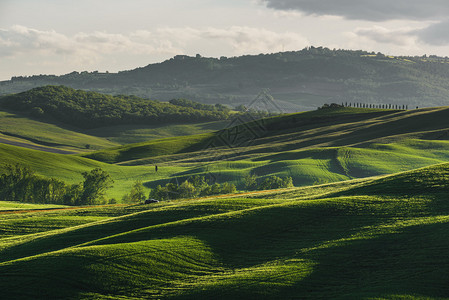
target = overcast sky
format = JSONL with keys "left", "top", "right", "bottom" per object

{"left": 1, "top": 0, "right": 449, "bottom": 80}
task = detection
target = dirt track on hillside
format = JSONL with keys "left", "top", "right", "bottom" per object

{"left": 0, "top": 137, "right": 76, "bottom": 154}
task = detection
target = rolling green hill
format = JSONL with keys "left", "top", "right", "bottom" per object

{"left": 0, "top": 106, "right": 228, "bottom": 152}
{"left": 2, "top": 104, "right": 449, "bottom": 298}
{"left": 0, "top": 143, "right": 184, "bottom": 198}
{"left": 2, "top": 48, "right": 449, "bottom": 111}
{"left": 1, "top": 163, "right": 449, "bottom": 298}
{"left": 77, "top": 106, "right": 449, "bottom": 191}
{"left": 0, "top": 110, "right": 118, "bottom": 152}
{"left": 3, "top": 106, "right": 449, "bottom": 201}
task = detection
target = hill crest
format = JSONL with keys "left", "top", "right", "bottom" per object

{"left": 2, "top": 47, "right": 449, "bottom": 111}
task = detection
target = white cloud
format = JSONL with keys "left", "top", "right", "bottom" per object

{"left": 197, "top": 26, "right": 309, "bottom": 53}
{"left": 0, "top": 25, "right": 309, "bottom": 79}
{"left": 0, "top": 25, "right": 309, "bottom": 61}
{"left": 0, "top": 25, "right": 181, "bottom": 61}
{"left": 353, "top": 26, "right": 419, "bottom": 46}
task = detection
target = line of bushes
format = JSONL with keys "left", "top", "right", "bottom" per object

{"left": 244, "top": 174, "right": 293, "bottom": 190}
{"left": 147, "top": 174, "right": 294, "bottom": 201}
{"left": 149, "top": 176, "right": 237, "bottom": 201}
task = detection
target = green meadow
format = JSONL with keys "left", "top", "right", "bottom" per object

{"left": 2, "top": 105, "right": 449, "bottom": 298}
{"left": 1, "top": 163, "right": 449, "bottom": 298}
{"left": 0, "top": 110, "right": 118, "bottom": 151}
{"left": 0, "top": 109, "right": 228, "bottom": 152}
{"left": 4, "top": 106, "right": 449, "bottom": 200}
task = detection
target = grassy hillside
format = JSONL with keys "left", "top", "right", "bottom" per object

{"left": 3, "top": 106, "right": 449, "bottom": 201}
{"left": 0, "top": 143, "right": 185, "bottom": 199}
{"left": 0, "top": 110, "right": 118, "bottom": 151}
{"left": 83, "top": 133, "right": 214, "bottom": 164}
{"left": 77, "top": 107, "right": 449, "bottom": 190}
{"left": 0, "top": 108, "right": 228, "bottom": 152}
{"left": 82, "top": 107, "right": 397, "bottom": 163}
{"left": 85, "top": 120, "right": 227, "bottom": 144}
{"left": 1, "top": 163, "right": 449, "bottom": 298}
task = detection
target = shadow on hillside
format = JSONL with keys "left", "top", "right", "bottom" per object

{"left": 285, "top": 221, "right": 449, "bottom": 299}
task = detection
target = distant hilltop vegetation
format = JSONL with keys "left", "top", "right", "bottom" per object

{"left": 0, "top": 85, "right": 274, "bottom": 129}
{"left": 2, "top": 47, "right": 449, "bottom": 111}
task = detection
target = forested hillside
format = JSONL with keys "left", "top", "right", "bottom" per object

{"left": 0, "top": 86, "right": 233, "bottom": 129}
{"left": 2, "top": 48, "right": 449, "bottom": 111}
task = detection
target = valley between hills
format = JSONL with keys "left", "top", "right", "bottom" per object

{"left": 1, "top": 81, "right": 449, "bottom": 298}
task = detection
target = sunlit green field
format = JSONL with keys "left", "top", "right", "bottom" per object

{"left": 0, "top": 143, "right": 188, "bottom": 199}
{"left": 0, "top": 110, "right": 227, "bottom": 152}
{"left": 2, "top": 106, "right": 449, "bottom": 204}
{"left": 2, "top": 107, "right": 449, "bottom": 298}
{"left": 4, "top": 136, "right": 449, "bottom": 201}
{"left": 85, "top": 120, "right": 228, "bottom": 144}
{"left": 1, "top": 163, "right": 449, "bottom": 298}
{"left": 0, "top": 201, "right": 68, "bottom": 211}
{"left": 0, "top": 111, "right": 118, "bottom": 151}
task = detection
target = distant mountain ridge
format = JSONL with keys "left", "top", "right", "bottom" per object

{"left": 2, "top": 47, "right": 449, "bottom": 111}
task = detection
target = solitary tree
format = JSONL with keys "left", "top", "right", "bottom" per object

{"left": 123, "top": 180, "right": 146, "bottom": 203}
{"left": 80, "top": 168, "right": 113, "bottom": 205}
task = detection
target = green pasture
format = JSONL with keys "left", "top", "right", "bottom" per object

{"left": 0, "top": 144, "right": 185, "bottom": 199}
{"left": 3, "top": 106, "right": 449, "bottom": 202}
{"left": 1, "top": 163, "right": 449, "bottom": 298}
{"left": 85, "top": 121, "right": 228, "bottom": 144}
{"left": 0, "top": 111, "right": 117, "bottom": 151}
{"left": 0, "top": 201, "right": 68, "bottom": 211}
{"left": 0, "top": 109, "right": 227, "bottom": 152}
{"left": 3, "top": 135, "right": 449, "bottom": 201}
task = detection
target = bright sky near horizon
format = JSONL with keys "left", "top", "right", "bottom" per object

{"left": 1, "top": 0, "right": 449, "bottom": 80}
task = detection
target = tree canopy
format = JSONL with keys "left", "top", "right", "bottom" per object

{"left": 0, "top": 86, "right": 232, "bottom": 128}
{"left": 0, "top": 164, "right": 114, "bottom": 206}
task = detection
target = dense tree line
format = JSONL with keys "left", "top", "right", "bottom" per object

{"left": 0, "top": 86, "right": 232, "bottom": 129}
{"left": 318, "top": 103, "right": 409, "bottom": 110}
{"left": 0, "top": 164, "right": 113, "bottom": 205}
{"left": 168, "top": 98, "right": 229, "bottom": 112}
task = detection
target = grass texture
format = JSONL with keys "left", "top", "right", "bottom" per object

{"left": 1, "top": 163, "right": 449, "bottom": 298}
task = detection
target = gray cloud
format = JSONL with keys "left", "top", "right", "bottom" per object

{"left": 352, "top": 20, "right": 449, "bottom": 47}
{"left": 261, "top": 0, "right": 449, "bottom": 21}
{"left": 416, "top": 20, "right": 449, "bottom": 45}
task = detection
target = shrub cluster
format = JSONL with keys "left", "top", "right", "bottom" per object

{"left": 150, "top": 176, "right": 237, "bottom": 200}
{"left": 0, "top": 164, "right": 113, "bottom": 205}
{"left": 150, "top": 174, "right": 294, "bottom": 201}
{"left": 244, "top": 175, "right": 294, "bottom": 190}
